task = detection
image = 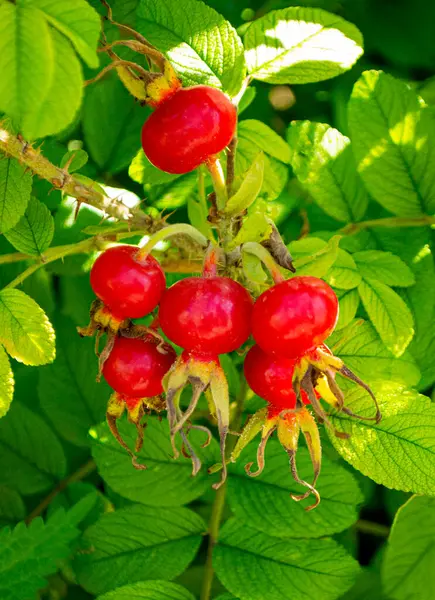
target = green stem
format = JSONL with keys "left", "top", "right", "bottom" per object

{"left": 200, "top": 376, "right": 249, "bottom": 600}
{"left": 341, "top": 215, "right": 435, "bottom": 235}
{"left": 242, "top": 241, "right": 285, "bottom": 284}
{"left": 206, "top": 156, "right": 228, "bottom": 211}
{"left": 25, "top": 459, "right": 97, "bottom": 524}
{"left": 136, "top": 223, "right": 208, "bottom": 261}
{"left": 355, "top": 519, "right": 390, "bottom": 538}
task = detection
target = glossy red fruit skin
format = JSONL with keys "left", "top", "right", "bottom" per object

{"left": 252, "top": 276, "right": 338, "bottom": 359}
{"left": 102, "top": 336, "right": 176, "bottom": 398}
{"left": 90, "top": 245, "right": 166, "bottom": 320}
{"left": 244, "top": 345, "right": 310, "bottom": 411}
{"left": 159, "top": 277, "right": 253, "bottom": 356}
{"left": 141, "top": 86, "right": 237, "bottom": 174}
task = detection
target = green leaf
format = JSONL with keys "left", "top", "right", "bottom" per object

{"left": 244, "top": 7, "right": 363, "bottom": 84}
{"left": 335, "top": 289, "right": 360, "bottom": 331}
{"left": 91, "top": 417, "right": 219, "bottom": 506}
{"left": 0, "top": 401, "right": 66, "bottom": 495}
{"left": 136, "top": 0, "right": 245, "bottom": 97}
{"left": 39, "top": 317, "right": 109, "bottom": 447}
{"left": 155, "top": 173, "right": 198, "bottom": 210}
{"left": 358, "top": 278, "right": 414, "bottom": 357}
{"left": 0, "top": 3, "right": 54, "bottom": 129}
{"left": 236, "top": 120, "right": 290, "bottom": 201}
{"left": 187, "top": 195, "right": 213, "bottom": 240}
{"left": 353, "top": 250, "right": 415, "bottom": 287}
{"left": 329, "top": 382, "right": 435, "bottom": 496}
{"left": 0, "top": 507, "right": 84, "bottom": 600}
{"left": 224, "top": 153, "right": 265, "bottom": 216}
{"left": 83, "top": 74, "right": 147, "bottom": 174}
{"left": 0, "top": 289, "right": 55, "bottom": 366}
{"left": 382, "top": 496, "right": 435, "bottom": 600}
{"left": 231, "top": 212, "right": 272, "bottom": 250}
{"left": 22, "top": 0, "right": 101, "bottom": 68}
{"left": 0, "top": 158, "right": 32, "bottom": 233}
{"left": 242, "top": 251, "right": 267, "bottom": 284}
{"left": 214, "top": 519, "right": 360, "bottom": 600}
{"left": 348, "top": 70, "right": 435, "bottom": 216}
{"left": 290, "top": 235, "right": 340, "bottom": 277}
{"left": 75, "top": 504, "right": 205, "bottom": 595}
{"left": 227, "top": 441, "right": 363, "bottom": 539}
{"left": 288, "top": 121, "right": 368, "bottom": 222}
{"left": 97, "top": 581, "right": 196, "bottom": 600}
{"left": 129, "top": 150, "right": 180, "bottom": 186}
{"left": 60, "top": 149, "right": 89, "bottom": 173}
{"left": 329, "top": 320, "right": 420, "bottom": 387}
{"left": 21, "top": 29, "right": 83, "bottom": 139}
{"left": 325, "top": 249, "right": 361, "bottom": 289}
{"left": 0, "top": 486, "right": 25, "bottom": 528}
{"left": 0, "top": 345, "right": 13, "bottom": 419}
{"left": 4, "top": 197, "right": 54, "bottom": 256}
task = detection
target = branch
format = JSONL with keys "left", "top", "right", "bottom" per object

{"left": 341, "top": 215, "right": 435, "bottom": 235}
{"left": 0, "top": 125, "right": 152, "bottom": 229}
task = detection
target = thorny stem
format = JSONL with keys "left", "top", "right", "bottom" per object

{"left": 0, "top": 125, "right": 151, "bottom": 229}
{"left": 226, "top": 136, "right": 238, "bottom": 196}
{"left": 206, "top": 156, "right": 228, "bottom": 211}
{"left": 200, "top": 376, "right": 249, "bottom": 600}
{"left": 25, "top": 459, "right": 97, "bottom": 524}
{"left": 340, "top": 215, "right": 435, "bottom": 235}
{"left": 242, "top": 241, "right": 285, "bottom": 284}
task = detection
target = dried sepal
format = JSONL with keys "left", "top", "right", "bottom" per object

{"left": 106, "top": 393, "right": 147, "bottom": 471}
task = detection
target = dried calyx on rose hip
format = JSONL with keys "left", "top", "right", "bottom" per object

{"left": 159, "top": 264, "right": 253, "bottom": 488}
{"left": 233, "top": 345, "right": 321, "bottom": 509}
{"left": 102, "top": 333, "right": 176, "bottom": 468}
{"left": 141, "top": 85, "right": 237, "bottom": 174}
{"left": 78, "top": 244, "right": 166, "bottom": 360}
{"left": 252, "top": 275, "right": 381, "bottom": 427}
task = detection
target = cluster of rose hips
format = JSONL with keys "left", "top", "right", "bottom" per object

{"left": 80, "top": 238, "right": 381, "bottom": 506}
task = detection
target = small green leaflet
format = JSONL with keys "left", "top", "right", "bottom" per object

{"left": 83, "top": 74, "right": 148, "bottom": 174}
{"left": 97, "top": 581, "right": 196, "bottom": 600}
{"left": 325, "top": 249, "right": 361, "bottom": 289}
{"left": 290, "top": 235, "right": 340, "bottom": 277}
{"left": 136, "top": 0, "right": 246, "bottom": 97}
{"left": 0, "top": 0, "right": 100, "bottom": 139}
{"left": 358, "top": 278, "right": 414, "bottom": 357}
{"left": 129, "top": 150, "right": 180, "bottom": 186}
{"left": 214, "top": 519, "right": 360, "bottom": 600}
{"left": 288, "top": 121, "right": 368, "bottom": 222}
{"left": 0, "top": 289, "right": 55, "bottom": 366}
{"left": 39, "top": 316, "right": 109, "bottom": 447}
{"left": 329, "top": 320, "right": 420, "bottom": 387}
{"left": 335, "top": 289, "right": 360, "bottom": 330}
{"left": 224, "top": 153, "right": 265, "bottom": 216}
{"left": 21, "top": 0, "right": 100, "bottom": 68}
{"left": 155, "top": 173, "right": 197, "bottom": 210}
{"left": 91, "top": 417, "right": 219, "bottom": 506}
{"left": 329, "top": 382, "right": 435, "bottom": 496}
{"left": 60, "top": 149, "right": 89, "bottom": 173}
{"left": 4, "top": 197, "right": 54, "bottom": 256}
{"left": 236, "top": 120, "right": 290, "bottom": 201}
{"left": 0, "top": 401, "right": 66, "bottom": 495}
{"left": 382, "top": 496, "right": 435, "bottom": 600}
{"left": 0, "top": 486, "right": 25, "bottom": 528}
{"left": 0, "top": 345, "right": 13, "bottom": 419}
{"left": 227, "top": 441, "right": 363, "bottom": 539}
{"left": 244, "top": 7, "right": 364, "bottom": 84}
{"left": 75, "top": 504, "right": 205, "bottom": 595}
{"left": 0, "top": 499, "right": 95, "bottom": 600}
{"left": 0, "top": 157, "right": 32, "bottom": 233}
{"left": 353, "top": 250, "right": 415, "bottom": 287}
{"left": 21, "top": 29, "right": 83, "bottom": 140}
{"left": 349, "top": 70, "right": 435, "bottom": 216}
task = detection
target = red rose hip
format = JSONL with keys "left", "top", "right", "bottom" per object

{"left": 244, "top": 344, "right": 310, "bottom": 411}
{"left": 159, "top": 276, "right": 253, "bottom": 355}
{"left": 141, "top": 85, "right": 237, "bottom": 174}
{"left": 90, "top": 245, "right": 166, "bottom": 320}
{"left": 102, "top": 336, "right": 176, "bottom": 398}
{"left": 252, "top": 276, "right": 338, "bottom": 359}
